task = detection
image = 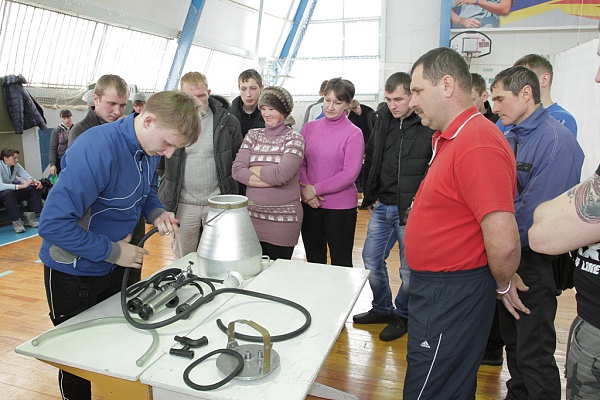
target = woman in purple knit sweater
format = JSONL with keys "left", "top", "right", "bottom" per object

{"left": 232, "top": 86, "right": 305, "bottom": 260}
{"left": 299, "top": 78, "right": 365, "bottom": 267}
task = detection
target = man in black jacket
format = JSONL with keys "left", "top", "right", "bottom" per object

{"left": 471, "top": 72, "right": 499, "bottom": 123}
{"left": 158, "top": 71, "right": 242, "bottom": 260}
{"left": 229, "top": 69, "right": 265, "bottom": 196}
{"left": 353, "top": 72, "right": 434, "bottom": 341}
{"left": 64, "top": 75, "right": 148, "bottom": 284}
{"left": 68, "top": 74, "right": 129, "bottom": 146}
{"left": 229, "top": 69, "right": 265, "bottom": 138}
{"left": 348, "top": 99, "right": 375, "bottom": 192}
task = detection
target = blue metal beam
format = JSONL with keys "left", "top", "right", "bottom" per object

{"left": 164, "top": 0, "right": 206, "bottom": 90}
{"left": 273, "top": 0, "right": 318, "bottom": 86}
{"left": 440, "top": 0, "right": 452, "bottom": 47}
{"left": 279, "top": 0, "right": 310, "bottom": 60}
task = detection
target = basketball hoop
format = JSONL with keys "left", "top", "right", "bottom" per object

{"left": 449, "top": 31, "right": 492, "bottom": 67}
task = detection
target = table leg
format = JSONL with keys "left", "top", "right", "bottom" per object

{"left": 308, "top": 382, "right": 358, "bottom": 400}
{"left": 44, "top": 361, "right": 152, "bottom": 400}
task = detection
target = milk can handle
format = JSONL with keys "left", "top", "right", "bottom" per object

{"left": 205, "top": 205, "right": 231, "bottom": 225}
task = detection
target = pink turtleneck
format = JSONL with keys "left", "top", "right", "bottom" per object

{"left": 299, "top": 113, "right": 365, "bottom": 210}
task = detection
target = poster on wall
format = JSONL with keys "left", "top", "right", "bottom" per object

{"left": 451, "top": 0, "right": 600, "bottom": 30}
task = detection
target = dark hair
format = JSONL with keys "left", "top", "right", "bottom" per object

{"left": 238, "top": 69, "right": 263, "bottom": 87}
{"left": 411, "top": 47, "right": 472, "bottom": 93}
{"left": 385, "top": 72, "right": 411, "bottom": 94}
{"left": 491, "top": 66, "right": 541, "bottom": 104}
{"left": 1, "top": 147, "right": 19, "bottom": 159}
{"left": 513, "top": 54, "right": 553, "bottom": 84}
{"left": 323, "top": 78, "right": 355, "bottom": 103}
{"left": 59, "top": 109, "right": 72, "bottom": 118}
{"left": 319, "top": 80, "right": 329, "bottom": 94}
{"left": 470, "top": 73, "right": 487, "bottom": 96}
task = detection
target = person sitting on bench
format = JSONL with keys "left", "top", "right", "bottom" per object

{"left": 0, "top": 147, "right": 42, "bottom": 233}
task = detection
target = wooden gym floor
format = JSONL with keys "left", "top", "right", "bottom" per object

{"left": 0, "top": 208, "right": 575, "bottom": 399}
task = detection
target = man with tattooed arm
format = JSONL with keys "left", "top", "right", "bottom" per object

{"left": 528, "top": 22, "right": 600, "bottom": 400}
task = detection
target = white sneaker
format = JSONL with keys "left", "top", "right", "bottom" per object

{"left": 12, "top": 219, "right": 25, "bottom": 233}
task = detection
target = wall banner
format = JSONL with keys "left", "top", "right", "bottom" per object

{"left": 451, "top": 0, "right": 600, "bottom": 30}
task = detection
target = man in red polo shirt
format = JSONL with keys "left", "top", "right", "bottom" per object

{"left": 403, "top": 47, "right": 529, "bottom": 399}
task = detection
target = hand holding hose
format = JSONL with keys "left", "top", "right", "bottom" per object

{"left": 116, "top": 234, "right": 149, "bottom": 268}
{"left": 154, "top": 211, "right": 180, "bottom": 236}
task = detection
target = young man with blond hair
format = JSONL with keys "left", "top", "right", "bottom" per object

{"left": 39, "top": 90, "right": 203, "bottom": 400}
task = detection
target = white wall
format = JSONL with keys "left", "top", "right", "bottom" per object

{"left": 552, "top": 38, "right": 600, "bottom": 180}
{"left": 380, "top": 0, "right": 441, "bottom": 101}
{"left": 464, "top": 28, "right": 598, "bottom": 181}
{"left": 468, "top": 28, "right": 598, "bottom": 90}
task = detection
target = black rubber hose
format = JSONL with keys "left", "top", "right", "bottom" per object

{"left": 183, "top": 349, "right": 244, "bottom": 391}
{"left": 120, "top": 228, "right": 311, "bottom": 339}
{"left": 121, "top": 266, "right": 204, "bottom": 329}
{"left": 123, "top": 284, "right": 312, "bottom": 338}
{"left": 214, "top": 288, "right": 312, "bottom": 342}
{"left": 137, "top": 226, "right": 159, "bottom": 247}
{"left": 126, "top": 268, "right": 182, "bottom": 298}
{"left": 121, "top": 227, "right": 201, "bottom": 327}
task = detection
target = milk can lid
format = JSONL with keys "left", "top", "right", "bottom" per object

{"left": 208, "top": 195, "right": 249, "bottom": 209}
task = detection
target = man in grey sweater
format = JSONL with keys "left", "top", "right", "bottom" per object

{"left": 158, "top": 72, "right": 242, "bottom": 259}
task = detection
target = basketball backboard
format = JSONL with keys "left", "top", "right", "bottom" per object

{"left": 450, "top": 31, "right": 492, "bottom": 65}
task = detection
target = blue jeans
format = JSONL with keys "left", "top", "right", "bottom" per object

{"left": 362, "top": 202, "right": 409, "bottom": 318}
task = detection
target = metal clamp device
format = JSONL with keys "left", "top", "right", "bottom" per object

{"left": 216, "top": 319, "right": 280, "bottom": 380}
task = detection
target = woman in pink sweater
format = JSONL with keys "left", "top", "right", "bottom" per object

{"left": 232, "top": 86, "right": 304, "bottom": 260}
{"left": 299, "top": 78, "right": 365, "bottom": 267}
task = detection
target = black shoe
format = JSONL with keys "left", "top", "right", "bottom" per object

{"left": 481, "top": 348, "right": 504, "bottom": 366}
{"left": 353, "top": 309, "right": 394, "bottom": 324}
{"left": 379, "top": 314, "right": 408, "bottom": 341}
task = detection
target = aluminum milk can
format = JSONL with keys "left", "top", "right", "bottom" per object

{"left": 196, "top": 195, "right": 263, "bottom": 279}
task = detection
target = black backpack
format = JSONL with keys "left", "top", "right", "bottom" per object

{"left": 39, "top": 177, "right": 53, "bottom": 199}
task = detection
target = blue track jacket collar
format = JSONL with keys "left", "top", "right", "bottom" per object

{"left": 505, "top": 105, "right": 584, "bottom": 248}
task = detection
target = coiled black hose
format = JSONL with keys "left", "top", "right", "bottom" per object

{"left": 183, "top": 349, "right": 244, "bottom": 391}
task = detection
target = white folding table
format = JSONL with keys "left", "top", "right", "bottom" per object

{"left": 16, "top": 255, "right": 369, "bottom": 400}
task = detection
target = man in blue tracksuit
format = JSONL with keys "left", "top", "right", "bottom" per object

{"left": 496, "top": 54, "right": 578, "bottom": 139}
{"left": 491, "top": 66, "right": 584, "bottom": 400}
{"left": 38, "top": 90, "right": 202, "bottom": 400}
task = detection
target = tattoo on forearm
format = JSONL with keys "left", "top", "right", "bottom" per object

{"left": 573, "top": 173, "right": 600, "bottom": 224}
